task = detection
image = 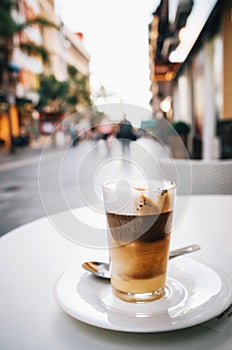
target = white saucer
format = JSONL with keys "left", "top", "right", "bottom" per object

{"left": 54, "top": 257, "right": 232, "bottom": 333}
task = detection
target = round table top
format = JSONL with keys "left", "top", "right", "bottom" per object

{"left": 0, "top": 195, "right": 232, "bottom": 350}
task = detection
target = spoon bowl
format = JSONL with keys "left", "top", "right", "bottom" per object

{"left": 82, "top": 244, "right": 201, "bottom": 279}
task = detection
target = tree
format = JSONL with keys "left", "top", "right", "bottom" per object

{"left": 37, "top": 65, "right": 91, "bottom": 114}
{"left": 37, "top": 74, "right": 68, "bottom": 113}
{"left": 66, "top": 64, "right": 91, "bottom": 111}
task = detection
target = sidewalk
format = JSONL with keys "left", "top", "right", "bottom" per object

{"left": 0, "top": 136, "right": 70, "bottom": 236}
{"left": 0, "top": 136, "right": 44, "bottom": 159}
{"left": 0, "top": 136, "right": 66, "bottom": 172}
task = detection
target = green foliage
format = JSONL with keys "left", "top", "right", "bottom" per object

{"left": 0, "top": 13, "right": 17, "bottom": 39}
{"left": 66, "top": 64, "right": 91, "bottom": 110}
{"left": 19, "top": 42, "right": 49, "bottom": 63}
{"left": 0, "top": 0, "right": 17, "bottom": 10}
{"left": 172, "top": 121, "right": 190, "bottom": 135}
{"left": 40, "top": 75, "right": 68, "bottom": 99}
{"left": 37, "top": 74, "right": 68, "bottom": 112}
{"left": 67, "top": 65, "right": 78, "bottom": 79}
{"left": 0, "top": 1, "right": 18, "bottom": 38}
{"left": 67, "top": 95, "right": 79, "bottom": 105}
{"left": 0, "top": 1, "right": 56, "bottom": 37}
{"left": 16, "top": 16, "right": 58, "bottom": 32}
{"left": 37, "top": 68, "right": 91, "bottom": 113}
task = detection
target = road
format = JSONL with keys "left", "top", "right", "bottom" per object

{"left": 0, "top": 138, "right": 170, "bottom": 236}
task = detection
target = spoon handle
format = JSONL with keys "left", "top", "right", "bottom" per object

{"left": 169, "top": 244, "right": 201, "bottom": 259}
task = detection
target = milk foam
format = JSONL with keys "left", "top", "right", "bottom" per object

{"left": 103, "top": 180, "right": 175, "bottom": 215}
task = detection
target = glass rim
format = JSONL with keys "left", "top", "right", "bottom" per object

{"left": 102, "top": 179, "right": 176, "bottom": 191}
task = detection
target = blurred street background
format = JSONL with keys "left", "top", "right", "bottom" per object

{"left": 0, "top": 137, "right": 171, "bottom": 235}
{"left": 0, "top": 0, "right": 232, "bottom": 235}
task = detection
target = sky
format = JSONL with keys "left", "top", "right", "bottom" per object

{"left": 54, "top": 0, "right": 159, "bottom": 112}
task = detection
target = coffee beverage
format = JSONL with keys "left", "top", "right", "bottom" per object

{"left": 103, "top": 180, "right": 176, "bottom": 303}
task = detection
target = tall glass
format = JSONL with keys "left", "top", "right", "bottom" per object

{"left": 102, "top": 180, "right": 176, "bottom": 303}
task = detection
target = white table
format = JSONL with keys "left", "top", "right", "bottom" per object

{"left": 0, "top": 196, "right": 232, "bottom": 350}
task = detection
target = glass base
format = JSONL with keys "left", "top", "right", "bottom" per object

{"left": 112, "top": 286, "right": 165, "bottom": 303}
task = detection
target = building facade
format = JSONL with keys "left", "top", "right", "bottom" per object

{"left": 0, "top": 0, "right": 90, "bottom": 150}
{"left": 149, "top": 0, "right": 232, "bottom": 159}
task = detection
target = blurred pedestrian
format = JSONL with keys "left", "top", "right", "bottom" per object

{"left": 117, "top": 114, "right": 136, "bottom": 154}
{"left": 68, "top": 123, "right": 78, "bottom": 147}
{"left": 98, "top": 118, "right": 114, "bottom": 154}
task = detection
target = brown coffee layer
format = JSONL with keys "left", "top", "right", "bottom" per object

{"left": 107, "top": 211, "right": 173, "bottom": 243}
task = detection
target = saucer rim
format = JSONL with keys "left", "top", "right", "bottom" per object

{"left": 54, "top": 257, "right": 232, "bottom": 333}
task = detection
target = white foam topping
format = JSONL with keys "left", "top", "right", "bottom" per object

{"left": 102, "top": 179, "right": 175, "bottom": 214}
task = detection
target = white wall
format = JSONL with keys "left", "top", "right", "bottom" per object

{"left": 202, "top": 41, "right": 218, "bottom": 160}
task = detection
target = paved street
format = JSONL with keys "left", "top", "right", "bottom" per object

{"left": 0, "top": 138, "right": 171, "bottom": 236}
{"left": 0, "top": 145, "right": 62, "bottom": 236}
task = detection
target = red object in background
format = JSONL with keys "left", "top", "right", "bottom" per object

{"left": 39, "top": 112, "right": 64, "bottom": 134}
{"left": 75, "top": 32, "right": 83, "bottom": 40}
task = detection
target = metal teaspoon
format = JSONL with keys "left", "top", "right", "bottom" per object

{"left": 82, "top": 244, "right": 201, "bottom": 279}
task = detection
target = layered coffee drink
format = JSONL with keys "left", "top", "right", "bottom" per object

{"left": 103, "top": 180, "right": 176, "bottom": 303}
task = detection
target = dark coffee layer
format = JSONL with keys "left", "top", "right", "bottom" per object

{"left": 106, "top": 211, "right": 173, "bottom": 243}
